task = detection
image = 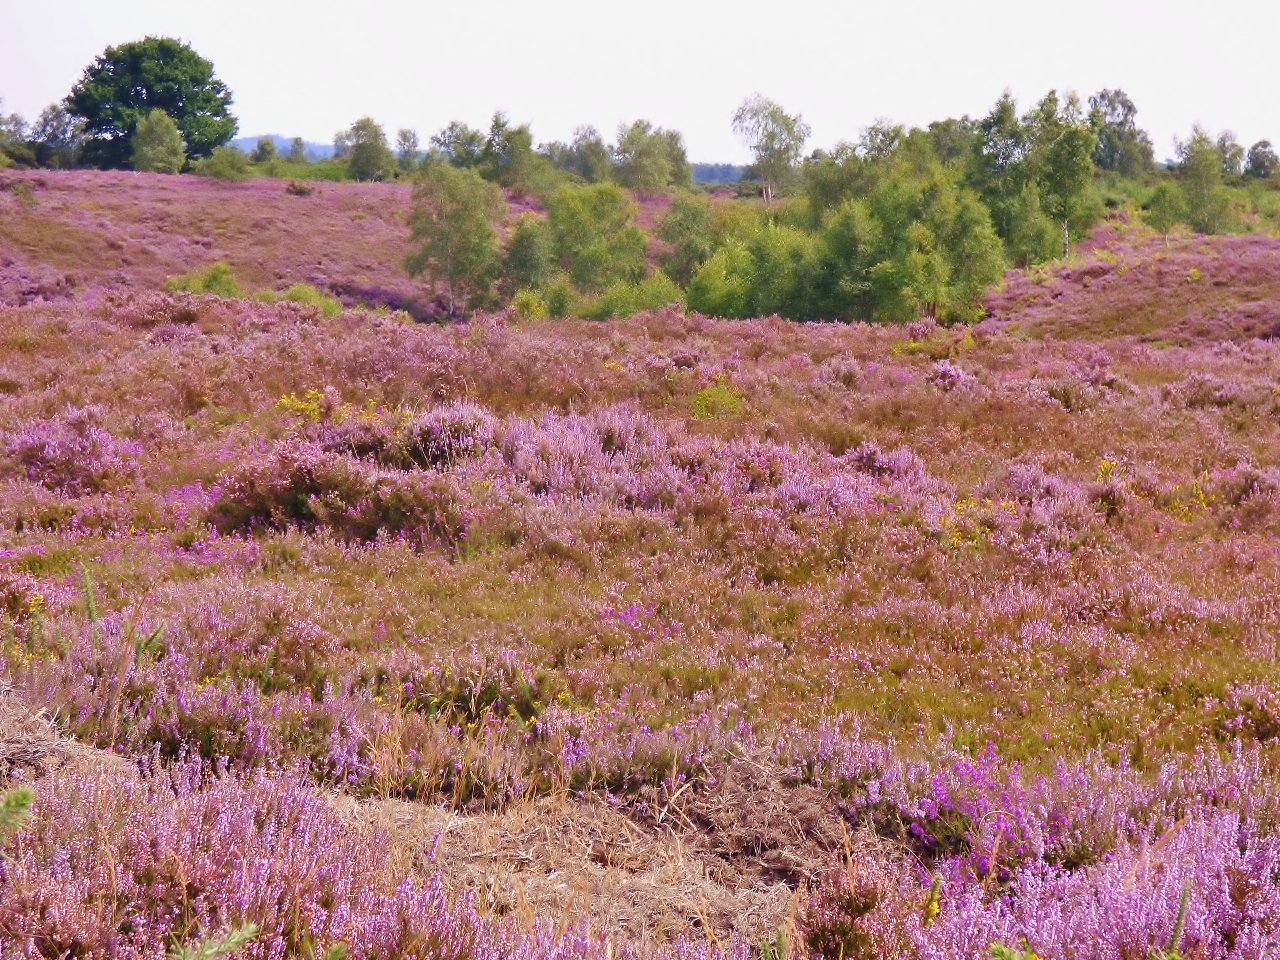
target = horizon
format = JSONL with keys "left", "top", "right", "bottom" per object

{"left": 2, "top": 0, "right": 1278, "bottom": 165}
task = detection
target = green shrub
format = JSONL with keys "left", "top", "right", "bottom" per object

{"left": 192, "top": 145, "right": 251, "bottom": 181}
{"left": 161, "top": 261, "right": 244, "bottom": 297}
{"left": 581, "top": 270, "right": 682, "bottom": 320}
{"left": 277, "top": 283, "right": 342, "bottom": 317}
{"left": 132, "top": 109, "right": 185, "bottom": 174}
{"left": 512, "top": 288, "right": 548, "bottom": 320}
{"left": 543, "top": 277, "right": 577, "bottom": 318}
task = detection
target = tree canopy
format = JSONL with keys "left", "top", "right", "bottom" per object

{"left": 732, "top": 95, "right": 810, "bottom": 202}
{"left": 66, "top": 36, "right": 237, "bottom": 169}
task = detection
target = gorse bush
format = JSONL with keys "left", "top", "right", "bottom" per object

{"left": 161, "top": 261, "right": 244, "bottom": 297}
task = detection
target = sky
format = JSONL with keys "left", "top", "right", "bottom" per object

{"left": 2, "top": 0, "right": 1277, "bottom": 164}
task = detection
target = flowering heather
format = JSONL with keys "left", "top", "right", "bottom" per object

{"left": 4, "top": 178, "right": 1280, "bottom": 956}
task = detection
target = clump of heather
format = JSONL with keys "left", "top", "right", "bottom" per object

{"left": 4, "top": 405, "right": 140, "bottom": 494}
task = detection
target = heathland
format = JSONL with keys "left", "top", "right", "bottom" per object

{"left": 1, "top": 164, "right": 1280, "bottom": 959}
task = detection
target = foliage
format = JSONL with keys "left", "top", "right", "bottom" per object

{"left": 251, "top": 137, "right": 276, "bottom": 163}
{"left": 546, "top": 183, "right": 646, "bottom": 291}
{"left": 131, "top": 110, "right": 186, "bottom": 174}
{"left": 0, "top": 787, "right": 34, "bottom": 842}
{"left": 406, "top": 163, "right": 505, "bottom": 314}
{"left": 161, "top": 261, "right": 245, "bottom": 297}
{"left": 541, "top": 126, "right": 613, "bottom": 183}
{"left": 396, "top": 128, "right": 420, "bottom": 170}
{"left": 614, "top": 120, "right": 691, "bottom": 195}
{"left": 692, "top": 141, "right": 1003, "bottom": 321}
{"left": 169, "top": 923, "right": 259, "bottom": 960}
{"left": 733, "top": 95, "right": 811, "bottom": 202}
{"left": 1245, "top": 140, "right": 1278, "bottom": 179}
{"left": 191, "top": 145, "right": 252, "bottom": 181}
{"left": 340, "top": 117, "right": 395, "bottom": 182}
{"left": 257, "top": 283, "right": 342, "bottom": 317}
{"left": 1177, "top": 126, "right": 1232, "bottom": 234}
{"left": 1145, "top": 182, "right": 1188, "bottom": 240}
{"left": 658, "top": 192, "right": 716, "bottom": 285}
{"left": 430, "top": 121, "right": 486, "bottom": 168}
{"left": 1088, "top": 89, "right": 1154, "bottom": 176}
{"left": 581, "top": 270, "right": 682, "bottom": 320}
{"left": 66, "top": 36, "right": 237, "bottom": 169}
{"left": 501, "top": 214, "right": 556, "bottom": 297}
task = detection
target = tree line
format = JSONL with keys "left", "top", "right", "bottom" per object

{"left": 4, "top": 36, "right": 1280, "bottom": 323}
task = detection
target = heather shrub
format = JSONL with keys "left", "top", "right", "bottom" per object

{"left": 4, "top": 405, "right": 140, "bottom": 494}
{"left": 798, "top": 862, "right": 908, "bottom": 960}
{"left": 161, "top": 261, "right": 244, "bottom": 297}
{"left": 208, "top": 440, "right": 467, "bottom": 547}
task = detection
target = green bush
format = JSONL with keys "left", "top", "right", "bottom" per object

{"left": 192, "top": 145, "right": 251, "bottom": 181}
{"left": 546, "top": 183, "right": 646, "bottom": 291}
{"left": 275, "top": 283, "right": 342, "bottom": 317}
{"left": 161, "top": 261, "right": 244, "bottom": 297}
{"left": 511, "top": 288, "right": 548, "bottom": 320}
{"left": 581, "top": 270, "right": 682, "bottom": 319}
{"left": 543, "top": 277, "right": 576, "bottom": 318}
{"left": 132, "top": 109, "right": 185, "bottom": 174}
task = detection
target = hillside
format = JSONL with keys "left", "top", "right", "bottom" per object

{"left": 2, "top": 171, "right": 1280, "bottom": 958}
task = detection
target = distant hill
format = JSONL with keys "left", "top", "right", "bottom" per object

{"left": 230, "top": 135, "right": 335, "bottom": 161}
{"left": 692, "top": 163, "right": 746, "bottom": 185}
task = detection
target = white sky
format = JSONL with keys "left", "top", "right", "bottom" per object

{"left": 2, "top": 0, "right": 1277, "bottom": 164}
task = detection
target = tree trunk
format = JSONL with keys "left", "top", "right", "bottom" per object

{"left": 1062, "top": 218, "right": 1069, "bottom": 259}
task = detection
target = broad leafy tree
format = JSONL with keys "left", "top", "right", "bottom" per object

{"left": 431, "top": 121, "right": 486, "bottom": 168}
{"left": 1087, "top": 89, "right": 1154, "bottom": 176}
{"left": 405, "top": 164, "right": 505, "bottom": 315}
{"left": 732, "top": 95, "right": 810, "bottom": 202}
{"left": 615, "top": 120, "right": 676, "bottom": 195}
{"left": 66, "top": 37, "right": 237, "bottom": 169}
{"left": 541, "top": 126, "right": 613, "bottom": 183}
{"left": 341, "top": 117, "right": 395, "bottom": 181}
{"left": 1246, "top": 141, "right": 1278, "bottom": 179}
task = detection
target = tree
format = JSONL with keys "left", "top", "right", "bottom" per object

{"left": 396, "top": 128, "right": 420, "bottom": 170}
{"left": 541, "top": 126, "right": 613, "bottom": 182}
{"left": 500, "top": 213, "right": 555, "bottom": 296}
{"left": 1216, "top": 131, "right": 1244, "bottom": 176}
{"left": 32, "top": 104, "right": 83, "bottom": 150}
{"left": 1177, "top": 126, "right": 1230, "bottom": 233}
{"left": 132, "top": 109, "right": 185, "bottom": 174}
{"left": 251, "top": 137, "right": 276, "bottom": 163}
{"left": 431, "top": 121, "right": 486, "bottom": 168}
{"left": 288, "top": 137, "right": 307, "bottom": 163}
{"left": 405, "top": 164, "right": 505, "bottom": 315}
{"left": 1145, "top": 182, "right": 1187, "bottom": 242}
{"left": 1087, "top": 89, "right": 1154, "bottom": 176}
{"left": 1028, "top": 91, "right": 1097, "bottom": 256}
{"left": 546, "top": 183, "right": 647, "bottom": 290}
{"left": 732, "top": 95, "right": 810, "bottom": 202}
{"left": 657, "top": 193, "right": 715, "bottom": 285}
{"left": 615, "top": 120, "right": 674, "bottom": 195}
{"left": 66, "top": 37, "right": 236, "bottom": 169}
{"left": 1246, "top": 140, "right": 1278, "bottom": 179}
{"left": 479, "top": 112, "right": 538, "bottom": 191}
{"left": 341, "top": 117, "right": 395, "bottom": 181}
